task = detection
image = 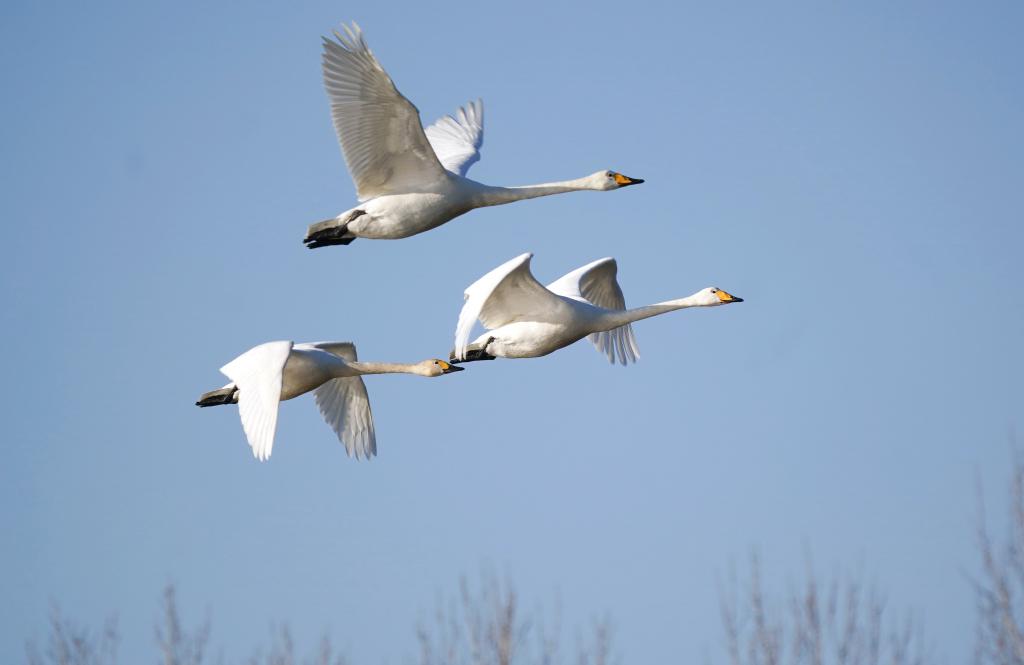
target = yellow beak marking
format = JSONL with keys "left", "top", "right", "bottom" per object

{"left": 613, "top": 173, "right": 633, "bottom": 185}
{"left": 716, "top": 290, "right": 738, "bottom": 303}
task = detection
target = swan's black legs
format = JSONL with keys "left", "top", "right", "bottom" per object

{"left": 450, "top": 337, "right": 496, "bottom": 364}
{"left": 304, "top": 223, "right": 355, "bottom": 248}
{"left": 196, "top": 386, "right": 238, "bottom": 407}
{"left": 304, "top": 210, "right": 364, "bottom": 249}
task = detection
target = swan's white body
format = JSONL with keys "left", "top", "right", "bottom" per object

{"left": 329, "top": 176, "right": 621, "bottom": 241}
{"left": 201, "top": 341, "right": 461, "bottom": 461}
{"left": 304, "top": 23, "right": 642, "bottom": 247}
{"left": 453, "top": 254, "right": 743, "bottom": 364}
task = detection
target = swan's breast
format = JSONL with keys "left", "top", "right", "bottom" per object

{"left": 489, "top": 321, "right": 586, "bottom": 358}
{"left": 351, "top": 191, "right": 474, "bottom": 239}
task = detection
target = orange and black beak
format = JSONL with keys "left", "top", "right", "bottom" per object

{"left": 613, "top": 172, "right": 644, "bottom": 187}
{"left": 438, "top": 360, "right": 464, "bottom": 374}
{"left": 715, "top": 290, "right": 744, "bottom": 304}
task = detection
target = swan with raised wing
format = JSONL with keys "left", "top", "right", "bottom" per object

{"left": 304, "top": 23, "right": 643, "bottom": 248}
{"left": 196, "top": 341, "right": 463, "bottom": 461}
{"left": 451, "top": 253, "right": 743, "bottom": 364}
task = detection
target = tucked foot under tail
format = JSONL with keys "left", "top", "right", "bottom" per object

{"left": 304, "top": 212, "right": 364, "bottom": 249}
{"left": 450, "top": 338, "right": 496, "bottom": 364}
{"left": 196, "top": 385, "right": 238, "bottom": 407}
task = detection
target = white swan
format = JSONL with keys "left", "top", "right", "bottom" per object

{"left": 196, "top": 341, "right": 463, "bottom": 461}
{"left": 451, "top": 253, "right": 743, "bottom": 364}
{"left": 303, "top": 22, "right": 643, "bottom": 248}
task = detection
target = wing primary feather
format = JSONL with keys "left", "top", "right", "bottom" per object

{"left": 219, "top": 341, "right": 292, "bottom": 461}
{"left": 424, "top": 98, "right": 485, "bottom": 176}
{"left": 321, "top": 22, "right": 446, "bottom": 200}
{"left": 454, "top": 253, "right": 586, "bottom": 360}
{"left": 548, "top": 258, "right": 641, "bottom": 366}
{"left": 314, "top": 375, "right": 377, "bottom": 460}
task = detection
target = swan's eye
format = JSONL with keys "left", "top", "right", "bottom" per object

{"left": 433, "top": 361, "right": 439, "bottom": 365}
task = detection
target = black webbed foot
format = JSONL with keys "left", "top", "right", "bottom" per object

{"left": 450, "top": 337, "right": 496, "bottom": 364}
{"left": 454, "top": 349, "right": 496, "bottom": 363}
{"left": 304, "top": 210, "right": 366, "bottom": 249}
{"left": 196, "top": 387, "right": 238, "bottom": 407}
{"left": 304, "top": 224, "right": 355, "bottom": 249}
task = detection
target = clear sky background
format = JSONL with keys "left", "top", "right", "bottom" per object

{"left": 2, "top": 1, "right": 1022, "bottom": 663}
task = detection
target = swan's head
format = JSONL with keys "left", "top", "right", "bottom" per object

{"left": 419, "top": 359, "right": 465, "bottom": 377}
{"left": 590, "top": 170, "right": 644, "bottom": 191}
{"left": 697, "top": 287, "right": 744, "bottom": 306}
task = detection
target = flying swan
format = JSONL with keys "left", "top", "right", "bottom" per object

{"left": 304, "top": 22, "right": 643, "bottom": 248}
{"left": 196, "top": 341, "right": 463, "bottom": 461}
{"left": 451, "top": 253, "right": 743, "bottom": 364}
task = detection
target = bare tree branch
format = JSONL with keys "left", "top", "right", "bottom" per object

{"left": 974, "top": 448, "right": 1024, "bottom": 665}
{"left": 155, "top": 585, "right": 211, "bottom": 665}
{"left": 417, "top": 572, "right": 613, "bottom": 665}
{"left": 720, "top": 555, "right": 926, "bottom": 665}
{"left": 26, "top": 604, "right": 118, "bottom": 665}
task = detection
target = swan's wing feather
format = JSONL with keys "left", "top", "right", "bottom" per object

{"left": 547, "top": 258, "right": 639, "bottom": 365}
{"left": 454, "top": 253, "right": 572, "bottom": 360}
{"left": 454, "top": 253, "right": 532, "bottom": 360}
{"left": 297, "top": 341, "right": 375, "bottom": 459}
{"left": 322, "top": 23, "right": 447, "bottom": 200}
{"left": 313, "top": 376, "right": 377, "bottom": 460}
{"left": 424, "top": 99, "right": 484, "bottom": 176}
{"left": 303, "top": 341, "right": 358, "bottom": 362}
{"left": 219, "top": 341, "right": 293, "bottom": 461}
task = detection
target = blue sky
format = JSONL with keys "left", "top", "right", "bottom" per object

{"left": 2, "top": 1, "right": 1022, "bottom": 662}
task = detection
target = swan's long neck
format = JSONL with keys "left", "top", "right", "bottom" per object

{"left": 596, "top": 295, "right": 706, "bottom": 331}
{"left": 474, "top": 177, "right": 595, "bottom": 207}
{"left": 345, "top": 361, "right": 425, "bottom": 377}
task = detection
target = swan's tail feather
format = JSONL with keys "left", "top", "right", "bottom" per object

{"left": 196, "top": 385, "right": 239, "bottom": 407}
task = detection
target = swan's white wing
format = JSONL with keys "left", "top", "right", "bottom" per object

{"left": 322, "top": 23, "right": 448, "bottom": 201}
{"left": 219, "top": 341, "right": 293, "bottom": 461}
{"left": 313, "top": 378, "right": 376, "bottom": 460}
{"left": 454, "top": 253, "right": 573, "bottom": 360}
{"left": 304, "top": 341, "right": 377, "bottom": 460}
{"left": 302, "top": 341, "right": 357, "bottom": 362}
{"left": 424, "top": 99, "right": 484, "bottom": 177}
{"left": 547, "top": 258, "right": 640, "bottom": 365}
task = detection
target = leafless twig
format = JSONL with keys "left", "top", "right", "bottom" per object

{"left": 720, "top": 554, "right": 925, "bottom": 665}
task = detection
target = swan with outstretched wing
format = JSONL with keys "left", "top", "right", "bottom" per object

{"left": 452, "top": 253, "right": 743, "bottom": 364}
{"left": 304, "top": 23, "right": 643, "bottom": 248}
{"left": 197, "top": 341, "right": 464, "bottom": 461}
